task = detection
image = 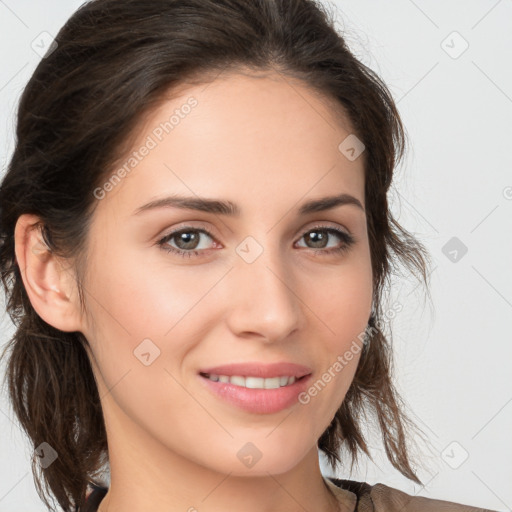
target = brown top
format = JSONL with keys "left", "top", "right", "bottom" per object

{"left": 81, "top": 477, "right": 499, "bottom": 511}
{"left": 324, "top": 476, "right": 499, "bottom": 511}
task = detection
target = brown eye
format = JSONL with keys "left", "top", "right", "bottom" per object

{"left": 157, "top": 228, "right": 216, "bottom": 258}
{"left": 296, "top": 225, "right": 355, "bottom": 255}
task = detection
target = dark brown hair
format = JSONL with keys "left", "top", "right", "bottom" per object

{"left": 0, "top": 0, "right": 433, "bottom": 510}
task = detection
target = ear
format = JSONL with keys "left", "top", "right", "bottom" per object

{"left": 14, "top": 214, "right": 85, "bottom": 333}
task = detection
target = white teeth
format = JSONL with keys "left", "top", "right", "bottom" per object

{"left": 230, "top": 375, "right": 245, "bottom": 387}
{"left": 204, "top": 374, "right": 297, "bottom": 389}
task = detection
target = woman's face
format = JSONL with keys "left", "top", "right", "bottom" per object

{"left": 80, "top": 70, "right": 372, "bottom": 477}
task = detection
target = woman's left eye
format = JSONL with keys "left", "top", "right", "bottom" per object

{"left": 156, "top": 225, "right": 355, "bottom": 259}
{"left": 295, "top": 225, "right": 355, "bottom": 255}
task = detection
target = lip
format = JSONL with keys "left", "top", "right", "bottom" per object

{"left": 198, "top": 362, "right": 312, "bottom": 379}
{"left": 198, "top": 372, "right": 313, "bottom": 414}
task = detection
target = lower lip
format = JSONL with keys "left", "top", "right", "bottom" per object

{"left": 198, "top": 373, "right": 312, "bottom": 414}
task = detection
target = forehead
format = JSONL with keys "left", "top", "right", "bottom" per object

{"left": 98, "top": 69, "right": 365, "bottom": 219}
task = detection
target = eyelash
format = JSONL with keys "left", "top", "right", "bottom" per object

{"left": 156, "top": 224, "right": 356, "bottom": 259}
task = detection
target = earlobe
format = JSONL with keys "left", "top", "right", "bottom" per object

{"left": 14, "top": 214, "right": 84, "bottom": 333}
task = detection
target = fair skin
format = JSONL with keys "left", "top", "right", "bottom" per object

{"left": 15, "top": 70, "right": 372, "bottom": 512}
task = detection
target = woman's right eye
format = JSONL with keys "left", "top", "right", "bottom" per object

{"left": 156, "top": 228, "right": 216, "bottom": 258}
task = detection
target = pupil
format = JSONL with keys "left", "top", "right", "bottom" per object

{"left": 178, "top": 232, "right": 198, "bottom": 250}
{"left": 308, "top": 230, "right": 327, "bottom": 248}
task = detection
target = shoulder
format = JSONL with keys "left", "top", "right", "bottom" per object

{"left": 326, "top": 477, "right": 498, "bottom": 512}
{"left": 367, "top": 481, "right": 497, "bottom": 512}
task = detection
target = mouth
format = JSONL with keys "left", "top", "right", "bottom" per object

{"left": 197, "top": 371, "right": 313, "bottom": 414}
{"left": 199, "top": 372, "right": 311, "bottom": 389}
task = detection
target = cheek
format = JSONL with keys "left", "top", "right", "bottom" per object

{"left": 318, "top": 260, "right": 372, "bottom": 373}
{"left": 82, "top": 247, "right": 223, "bottom": 387}
{"left": 81, "top": 251, "right": 202, "bottom": 436}
{"left": 85, "top": 244, "right": 206, "bottom": 335}
{"left": 307, "top": 255, "right": 373, "bottom": 339}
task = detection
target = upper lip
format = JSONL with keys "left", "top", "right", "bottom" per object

{"left": 199, "top": 362, "right": 313, "bottom": 379}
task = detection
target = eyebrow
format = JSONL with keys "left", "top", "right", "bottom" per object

{"left": 133, "top": 193, "right": 365, "bottom": 217}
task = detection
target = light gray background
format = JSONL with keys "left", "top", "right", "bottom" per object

{"left": 0, "top": 1, "right": 510, "bottom": 511}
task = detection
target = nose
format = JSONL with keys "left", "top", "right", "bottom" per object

{"left": 224, "top": 242, "right": 304, "bottom": 343}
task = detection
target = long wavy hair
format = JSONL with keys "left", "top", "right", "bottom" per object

{"left": 0, "top": 0, "right": 433, "bottom": 510}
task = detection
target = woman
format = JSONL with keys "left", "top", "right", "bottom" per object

{"left": 0, "top": 0, "right": 498, "bottom": 511}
